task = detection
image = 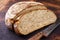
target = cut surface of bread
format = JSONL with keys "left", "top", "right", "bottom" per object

{"left": 14, "top": 10, "right": 57, "bottom": 35}
{"left": 5, "top": 1, "right": 57, "bottom": 35}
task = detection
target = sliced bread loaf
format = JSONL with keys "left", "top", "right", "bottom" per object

{"left": 5, "top": 1, "right": 57, "bottom": 35}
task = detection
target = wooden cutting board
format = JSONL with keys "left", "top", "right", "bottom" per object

{"left": 0, "top": 0, "right": 60, "bottom": 40}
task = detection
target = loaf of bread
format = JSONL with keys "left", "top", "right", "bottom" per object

{"left": 5, "top": 1, "right": 57, "bottom": 35}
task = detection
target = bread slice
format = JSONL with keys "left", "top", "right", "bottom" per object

{"left": 14, "top": 9, "right": 57, "bottom": 35}
{"left": 5, "top": 1, "right": 57, "bottom": 35}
